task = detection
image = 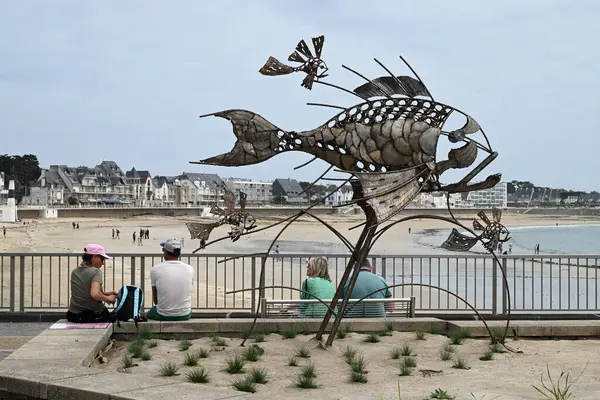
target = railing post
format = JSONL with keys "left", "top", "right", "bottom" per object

{"left": 259, "top": 257, "right": 266, "bottom": 304}
{"left": 260, "top": 297, "right": 266, "bottom": 318}
{"left": 140, "top": 257, "right": 145, "bottom": 294}
{"left": 492, "top": 255, "right": 498, "bottom": 315}
{"left": 251, "top": 257, "right": 256, "bottom": 311}
{"left": 9, "top": 256, "right": 15, "bottom": 312}
{"left": 501, "top": 257, "right": 508, "bottom": 315}
{"left": 371, "top": 256, "right": 377, "bottom": 274}
{"left": 19, "top": 256, "right": 25, "bottom": 312}
{"left": 130, "top": 257, "right": 136, "bottom": 286}
{"left": 409, "top": 296, "right": 416, "bottom": 318}
{"left": 381, "top": 257, "right": 387, "bottom": 281}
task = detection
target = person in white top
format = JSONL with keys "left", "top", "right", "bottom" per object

{"left": 144, "top": 239, "right": 195, "bottom": 321}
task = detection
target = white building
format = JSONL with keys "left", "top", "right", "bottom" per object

{"left": 326, "top": 185, "right": 353, "bottom": 206}
{"left": 466, "top": 181, "right": 508, "bottom": 208}
{"left": 225, "top": 178, "right": 273, "bottom": 204}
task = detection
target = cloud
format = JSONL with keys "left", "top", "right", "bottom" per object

{"left": 0, "top": 0, "right": 598, "bottom": 190}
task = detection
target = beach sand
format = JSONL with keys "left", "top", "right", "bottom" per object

{"left": 97, "top": 332, "right": 600, "bottom": 399}
{"left": 0, "top": 212, "right": 598, "bottom": 311}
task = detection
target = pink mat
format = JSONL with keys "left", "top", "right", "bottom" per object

{"left": 50, "top": 321, "right": 110, "bottom": 329}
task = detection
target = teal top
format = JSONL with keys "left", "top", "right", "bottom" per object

{"left": 342, "top": 270, "right": 392, "bottom": 317}
{"left": 300, "top": 277, "right": 336, "bottom": 317}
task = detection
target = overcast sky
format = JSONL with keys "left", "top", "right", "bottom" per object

{"left": 1, "top": 1, "right": 598, "bottom": 190}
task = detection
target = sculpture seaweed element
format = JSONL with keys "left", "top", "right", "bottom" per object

{"left": 191, "top": 35, "right": 515, "bottom": 350}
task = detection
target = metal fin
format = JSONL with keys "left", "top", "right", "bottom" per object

{"left": 295, "top": 39, "right": 313, "bottom": 59}
{"left": 312, "top": 35, "right": 324, "bottom": 58}
{"left": 353, "top": 76, "right": 429, "bottom": 98}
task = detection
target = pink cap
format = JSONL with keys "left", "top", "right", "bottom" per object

{"left": 85, "top": 244, "right": 111, "bottom": 260}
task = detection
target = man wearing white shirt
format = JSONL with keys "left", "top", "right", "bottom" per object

{"left": 145, "top": 239, "right": 195, "bottom": 321}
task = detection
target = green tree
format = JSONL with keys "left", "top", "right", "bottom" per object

{"left": 0, "top": 154, "right": 42, "bottom": 201}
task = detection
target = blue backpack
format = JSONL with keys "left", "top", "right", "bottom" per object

{"left": 112, "top": 285, "right": 144, "bottom": 327}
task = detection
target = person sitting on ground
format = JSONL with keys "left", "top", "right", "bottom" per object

{"left": 67, "top": 244, "right": 117, "bottom": 323}
{"left": 144, "top": 239, "right": 194, "bottom": 321}
{"left": 341, "top": 259, "right": 393, "bottom": 317}
{"left": 299, "top": 256, "right": 336, "bottom": 317}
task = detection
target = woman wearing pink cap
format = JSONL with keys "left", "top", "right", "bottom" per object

{"left": 66, "top": 244, "right": 118, "bottom": 323}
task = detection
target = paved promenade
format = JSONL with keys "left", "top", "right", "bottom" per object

{"left": 0, "top": 322, "right": 51, "bottom": 361}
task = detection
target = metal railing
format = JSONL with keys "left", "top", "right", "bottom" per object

{"left": 0, "top": 253, "right": 599, "bottom": 315}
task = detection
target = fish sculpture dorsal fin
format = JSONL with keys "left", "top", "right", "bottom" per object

{"left": 353, "top": 76, "right": 430, "bottom": 99}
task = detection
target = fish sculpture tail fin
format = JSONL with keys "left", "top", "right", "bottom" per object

{"left": 195, "top": 110, "right": 283, "bottom": 166}
{"left": 259, "top": 56, "right": 295, "bottom": 76}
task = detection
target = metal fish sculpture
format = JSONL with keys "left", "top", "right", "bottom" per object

{"left": 195, "top": 40, "right": 501, "bottom": 226}
{"left": 259, "top": 35, "right": 328, "bottom": 90}
{"left": 186, "top": 187, "right": 256, "bottom": 245}
{"left": 442, "top": 207, "right": 510, "bottom": 252}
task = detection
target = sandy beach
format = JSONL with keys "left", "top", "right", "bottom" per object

{"left": 1, "top": 212, "right": 599, "bottom": 311}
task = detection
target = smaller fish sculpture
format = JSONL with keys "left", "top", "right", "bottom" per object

{"left": 441, "top": 207, "right": 510, "bottom": 253}
{"left": 187, "top": 188, "right": 257, "bottom": 249}
{"left": 259, "top": 35, "right": 328, "bottom": 90}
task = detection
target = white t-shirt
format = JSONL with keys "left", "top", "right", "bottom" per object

{"left": 150, "top": 260, "right": 195, "bottom": 317}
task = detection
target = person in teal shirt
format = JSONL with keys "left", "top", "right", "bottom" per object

{"left": 300, "top": 256, "right": 336, "bottom": 317}
{"left": 342, "top": 259, "right": 392, "bottom": 317}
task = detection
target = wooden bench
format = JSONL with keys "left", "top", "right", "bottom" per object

{"left": 261, "top": 297, "right": 416, "bottom": 319}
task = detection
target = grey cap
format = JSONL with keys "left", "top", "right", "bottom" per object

{"left": 161, "top": 238, "right": 182, "bottom": 253}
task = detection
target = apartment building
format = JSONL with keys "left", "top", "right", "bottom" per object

{"left": 325, "top": 184, "right": 353, "bottom": 206}
{"left": 225, "top": 178, "right": 273, "bottom": 204}
{"left": 465, "top": 181, "right": 508, "bottom": 208}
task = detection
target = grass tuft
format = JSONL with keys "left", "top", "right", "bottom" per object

{"left": 430, "top": 327, "right": 442, "bottom": 335}
{"left": 225, "top": 355, "right": 246, "bottom": 374}
{"left": 399, "top": 364, "right": 413, "bottom": 376}
{"left": 138, "top": 328, "right": 153, "bottom": 341}
{"left": 295, "top": 345, "right": 311, "bottom": 359}
{"left": 479, "top": 351, "right": 494, "bottom": 361}
{"left": 390, "top": 347, "right": 401, "bottom": 360}
{"left": 300, "top": 362, "right": 317, "bottom": 378}
{"left": 452, "top": 356, "right": 470, "bottom": 370}
{"left": 350, "top": 355, "right": 366, "bottom": 374}
{"left": 196, "top": 347, "right": 209, "bottom": 358}
{"left": 179, "top": 339, "right": 192, "bottom": 351}
{"left": 254, "top": 333, "right": 266, "bottom": 343}
{"left": 350, "top": 371, "right": 368, "bottom": 383}
{"left": 186, "top": 367, "right": 210, "bottom": 384}
{"left": 232, "top": 377, "right": 257, "bottom": 393}
{"left": 119, "top": 355, "right": 134, "bottom": 371}
{"left": 414, "top": 331, "right": 426, "bottom": 340}
{"left": 159, "top": 361, "right": 180, "bottom": 376}
{"left": 491, "top": 329, "right": 506, "bottom": 344}
{"left": 378, "top": 330, "right": 393, "bottom": 337}
{"left": 184, "top": 352, "right": 200, "bottom": 366}
{"left": 210, "top": 336, "right": 228, "bottom": 347}
{"left": 440, "top": 350, "right": 452, "bottom": 361}
{"left": 127, "top": 340, "right": 144, "bottom": 358}
{"left": 295, "top": 374, "right": 319, "bottom": 389}
{"left": 400, "top": 343, "right": 413, "bottom": 356}
{"left": 300, "top": 328, "right": 313, "bottom": 335}
{"left": 490, "top": 343, "right": 503, "bottom": 354}
{"left": 140, "top": 350, "right": 152, "bottom": 361}
{"left": 444, "top": 343, "right": 456, "bottom": 353}
{"left": 385, "top": 320, "right": 394, "bottom": 332}
{"left": 287, "top": 356, "right": 299, "bottom": 366}
{"left": 243, "top": 345, "right": 262, "bottom": 362}
{"left": 248, "top": 367, "right": 269, "bottom": 384}
{"left": 336, "top": 325, "right": 351, "bottom": 339}
{"left": 365, "top": 333, "right": 381, "bottom": 343}
{"left": 427, "top": 388, "right": 455, "bottom": 399}
{"left": 147, "top": 340, "right": 158, "bottom": 348}
{"left": 451, "top": 332, "right": 464, "bottom": 345}
{"left": 401, "top": 356, "right": 417, "bottom": 368}
{"left": 343, "top": 346, "right": 358, "bottom": 364}
{"left": 281, "top": 329, "right": 297, "bottom": 339}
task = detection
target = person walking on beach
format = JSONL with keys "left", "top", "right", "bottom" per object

{"left": 76, "top": 222, "right": 79, "bottom": 229}
{"left": 115, "top": 229, "right": 120, "bottom": 239}
{"left": 133, "top": 231, "right": 136, "bottom": 244}
{"left": 508, "top": 243, "right": 512, "bottom": 254}
{"left": 536, "top": 244, "right": 540, "bottom": 254}
{"left": 274, "top": 244, "right": 281, "bottom": 261}
{"left": 146, "top": 229, "right": 150, "bottom": 239}
{"left": 138, "top": 234, "right": 143, "bottom": 246}
{"left": 2, "top": 226, "right": 5, "bottom": 239}
{"left": 112, "top": 229, "right": 115, "bottom": 240}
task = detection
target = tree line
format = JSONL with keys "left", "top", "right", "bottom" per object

{"left": 0, "top": 154, "right": 42, "bottom": 201}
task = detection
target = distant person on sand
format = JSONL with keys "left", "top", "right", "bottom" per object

{"left": 146, "top": 229, "right": 150, "bottom": 239}
{"left": 536, "top": 244, "right": 540, "bottom": 254}
{"left": 66, "top": 244, "right": 117, "bottom": 323}
{"left": 143, "top": 239, "right": 194, "bottom": 321}
{"left": 116, "top": 229, "right": 120, "bottom": 239}
{"left": 112, "top": 229, "right": 115, "bottom": 239}
{"left": 138, "top": 234, "right": 143, "bottom": 246}
{"left": 508, "top": 243, "right": 512, "bottom": 254}
{"left": 342, "top": 258, "right": 393, "bottom": 317}
{"left": 76, "top": 222, "right": 79, "bottom": 229}
{"left": 408, "top": 227, "right": 411, "bottom": 234}
{"left": 72, "top": 222, "right": 76, "bottom": 229}
{"left": 274, "top": 244, "right": 281, "bottom": 260}
{"left": 2, "top": 226, "right": 5, "bottom": 238}
{"left": 133, "top": 232, "right": 136, "bottom": 244}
